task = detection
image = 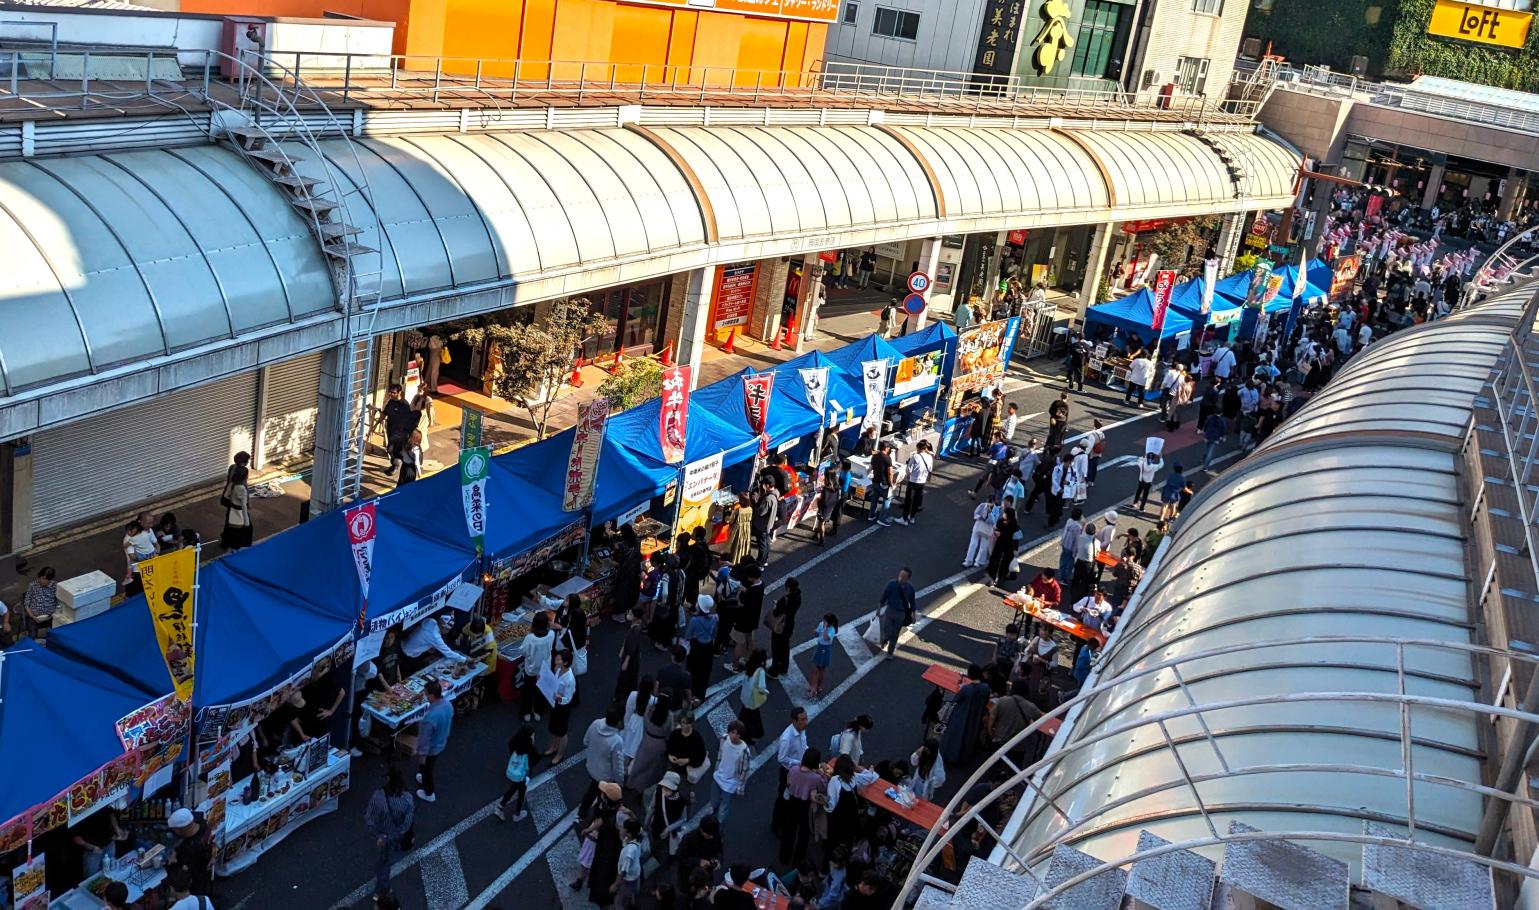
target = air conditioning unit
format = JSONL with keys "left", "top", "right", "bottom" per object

{"left": 1241, "top": 37, "right": 1262, "bottom": 58}
{"left": 1142, "top": 69, "right": 1161, "bottom": 90}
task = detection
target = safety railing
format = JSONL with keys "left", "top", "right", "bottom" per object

{"left": 894, "top": 634, "right": 1539, "bottom": 907}
{"left": 0, "top": 45, "right": 1260, "bottom": 123}
{"left": 1266, "top": 63, "right": 1539, "bottom": 135}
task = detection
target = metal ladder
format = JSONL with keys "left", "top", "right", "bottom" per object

{"left": 191, "top": 52, "right": 383, "bottom": 509}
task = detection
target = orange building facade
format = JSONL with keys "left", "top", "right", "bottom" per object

{"left": 178, "top": 0, "right": 832, "bottom": 79}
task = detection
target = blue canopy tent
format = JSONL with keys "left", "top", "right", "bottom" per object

{"left": 0, "top": 641, "right": 159, "bottom": 826}
{"left": 823, "top": 334, "right": 912, "bottom": 405}
{"left": 192, "top": 564, "right": 358, "bottom": 708}
{"left": 1085, "top": 291, "right": 1195, "bottom": 342}
{"left": 1273, "top": 260, "right": 1331, "bottom": 307}
{"left": 48, "top": 602, "right": 173, "bottom": 698}
{"left": 773, "top": 349, "right": 867, "bottom": 425}
{"left": 692, "top": 368, "right": 822, "bottom": 449}
{"left": 1162, "top": 278, "right": 1243, "bottom": 327}
{"left": 890, "top": 321, "right": 958, "bottom": 366}
{"left": 484, "top": 430, "right": 589, "bottom": 556}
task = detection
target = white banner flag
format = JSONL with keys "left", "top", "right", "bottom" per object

{"left": 860, "top": 359, "right": 887, "bottom": 432}
{"left": 799, "top": 367, "right": 829, "bottom": 425}
{"left": 1201, "top": 258, "right": 1218, "bottom": 316}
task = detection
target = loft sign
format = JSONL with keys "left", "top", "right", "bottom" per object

{"left": 1427, "top": 0, "right": 1533, "bottom": 48}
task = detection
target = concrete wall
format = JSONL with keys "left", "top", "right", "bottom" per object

{"left": 1257, "top": 87, "right": 1354, "bottom": 163}
{"left": 1128, "top": 0, "right": 1246, "bottom": 103}
{"left": 824, "top": 0, "right": 989, "bottom": 74}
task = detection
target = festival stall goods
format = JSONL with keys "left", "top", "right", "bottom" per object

{"left": 1084, "top": 293, "right": 1194, "bottom": 345}
{"left": 215, "top": 740, "right": 350, "bottom": 875}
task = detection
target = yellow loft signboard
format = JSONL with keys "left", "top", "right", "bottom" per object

{"left": 1427, "top": 0, "right": 1533, "bottom": 49}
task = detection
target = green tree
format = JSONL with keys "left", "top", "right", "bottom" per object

{"left": 449, "top": 298, "right": 608, "bottom": 440}
{"left": 597, "top": 357, "right": 664, "bottom": 410}
{"left": 1145, "top": 217, "right": 1220, "bottom": 278}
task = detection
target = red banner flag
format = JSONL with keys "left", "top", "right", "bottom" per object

{"left": 742, "top": 373, "right": 775, "bottom": 436}
{"left": 1150, "top": 269, "right": 1178, "bottom": 332}
{"left": 659, "top": 365, "right": 691, "bottom": 465}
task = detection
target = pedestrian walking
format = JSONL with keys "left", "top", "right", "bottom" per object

{"left": 779, "top": 747, "right": 823, "bottom": 867}
{"left": 965, "top": 499, "right": 996, "bottom": 568}
{"left": 808, "top": 613, "right": 838, "bottom": 698}
{"left": 219, "top": 465, "right": 253, "bottom": 551}
{"left": 682, "top": 597, "right": 717, "bottom": 700}
{"left": 750, "top": 477, "right": 779, "bottom": 566}
{"left": 1084, "top": 420, "right": 1106, "bottom": 486}
{"left": 898, "top": 440, "right": 935, "bottom": 525}
{"left": 1159, "top": 364, "right": 1183, "bottom": 420}
{"left": 729, "top": 563, "right": 764, "bottom": 672}
{"left": 877, "top": 567, "right": 917, "bottom": 657}
{"left": 1134, "top": 449, "right": 1164, "bottom": 511}
{"left": 1057, "top": 509, "right": 1083, "bottom": 583}
{"left": 414, "top": 680, "right": 452, "bottom": 802}
{"left": 579, "top": 706, "right": 627, "bottom": 818}
{"left": 543, "top": 649, "right": 578, "bottom": 763}
{"left": 1160, "top": 464, "right": 1190, "bottom": 522}
{"left": 710, "top": 720, "right": 751, "bottom": 824}
{"left": 397, "top": 429, "right": 424, "bottom": 486}
{"left": 613, "top": 607, "right": 645, "bottom": 701}
{"left": 735, "top": 649, "right": 770, "bottom": 744}
{"left": 620, "top": 677, "right": 655, "bottom": 778}
{"left": 1202, "top": 410, "right": 1227, "bottom": 471}
{"left": 625, "top": 695, "right": 673, "bottom": 799}
{"left": 520, "top": 611, "right": 555, "bottom": 722}
{"left": 1125, "top": 350, "right": 1154, "bottom": 406}
{"left": 1165, "top": 369, "right": 1194, "bottom": 432}
{"left": 365, "top": 767, "right": 414, "bottom": 901}
{"left": 1046, "top": 453, "right": 1072, "bottom": 527}
{"left": 493, "top": 726, "right": 538, "bottom": 822}
{"left": 380, "top": 385, "right": 415, "bottom": 475}
{"left": 868, "top": 441, "right": 896, "bottom": 526}
{"left": 770, "top": 708, "right": 810, "bottom": 836}
{"left": 987, "top": 497, "right": 1021, "bottom": 586}
{"left": 1065, "top": 337, "right": 1087, "bottom": 390}
{"left": 765, "top": 578, "right": 800, "bottom": 677}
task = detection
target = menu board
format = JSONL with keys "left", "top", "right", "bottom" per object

{"left": 712, "top": 262, "right": 759, "bottom": 331}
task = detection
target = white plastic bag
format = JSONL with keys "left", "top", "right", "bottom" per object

{"left": 863, "top": 617, "right": 883, "bottom": 645}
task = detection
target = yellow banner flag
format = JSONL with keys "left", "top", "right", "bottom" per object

{"left": 140, "top": 547, "right": 198, "bottom": 701}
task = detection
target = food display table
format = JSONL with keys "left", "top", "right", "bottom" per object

{"left": 216, "top": 750, "right": 350, "bottom": 875}
{"left": 1002, "top": 593, "right": 1107, "bottom": 645}
{"left": 50, "top": 850, "right": 166, "bottom": 909}
{"left": 857, "top": 777, "right": 943, "bottom": 830}
{"left": 919, "top": 663, "right": 1061, "bottom": 735}
{"left": 361, "top": 656, "right": 487, "bottom": 729}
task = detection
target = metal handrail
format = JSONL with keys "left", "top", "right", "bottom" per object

{"left": 1265, "top": 63, "right": 1539, "bottom": 135}
{"left": 0, "top": 47, "right": 1258, "bottom": 124}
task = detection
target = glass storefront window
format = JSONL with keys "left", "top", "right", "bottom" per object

{"left": 1071, "top": 1, "right": 1125, "bottom": 80}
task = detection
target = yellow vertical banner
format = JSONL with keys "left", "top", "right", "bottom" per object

{"left": 140, "top": 547, "right": 198, "bottom": 701}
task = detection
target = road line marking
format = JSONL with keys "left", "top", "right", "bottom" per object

{"left": 706, "top": 702, "right": 737, "bottom": 740}
{"left": 837, "top": 622, "right": 875, "bottom": 670}
{"left": 419, "top": 843, "right": 470, "bottom": 909}
{"left": 776, "top": 658, "right": 814, "bottom": 710}
{"left": 546, "top": 829, "right": 586, "bottom": 910}
{"left": 464, "top": 807, "right": 581, "bottom": 910}
{"left": 528, "top": 778, "right": 568, "bottom": 834}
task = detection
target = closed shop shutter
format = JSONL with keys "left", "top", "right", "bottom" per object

{"left": 259, "top": 353, "right": 323, "bottom": 467}
{"left": 30, "top": 372, "right": 258, "bottom": 534}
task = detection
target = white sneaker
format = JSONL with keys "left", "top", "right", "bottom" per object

{"left": 416, "top": 789, "right": 436, "bottom": 803}
{"left": 512, "top": 810, "right": 528, "bottom": 822}
{"left": 493, "top": 805, "right": 506, "bottom": 821}
{"left": 349, "top": 747, "right": 364, "bottom": 758}
{"left": 415, "top": 772, "right": 423, "bottom": 784}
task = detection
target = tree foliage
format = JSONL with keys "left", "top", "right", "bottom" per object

{"left": 448, "top": 298, "right": 608, "bottom": 440}
{"left": 597, "top": 357, "right": 664, "bottom": 411}
{"left": 1144, "top": 217, "right": 1220, "bottom": 278}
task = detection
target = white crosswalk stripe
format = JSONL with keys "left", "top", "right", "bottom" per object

{"left": 706, "top": 701, "right": 738, "bottom": 740}
{"left": 775, "top": 658, "right": 815, "bottom": 709}
{"left": 419, "top": 842, "right": 470, "bottom": 909}
{"left": 529, "top": 779, "right": 568, "bottom": 833}
{"left": 837, "top": 621, "right": 876, "bottom": 670}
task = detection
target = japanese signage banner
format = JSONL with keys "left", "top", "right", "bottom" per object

{"left": 345, "top": 502, "right": 376, "bottom": 606}
{"left": 678, "top": 452, "right": 726, "bottom": 539}
{"left": 860, "top": 359, "right": 888, "bottom": 432}
{"left": 1330, "top": 254, "right": 1361, "bottom": 303}
{"left": 974, "top": 0, "right": 1024, "bottom": 76}
{"left": 891, "top": 351, "right": 945, "bottom": 399}
{"left": 742, "top": 373, "right": 776, "bottom": 437}
{"left": 140, "top": 547, "right": 197, "bottom": 702}
{"left": 1261, "top": 273, "right": 1285, "bottom": 308}
{"left": 492, "top": 521, "right": 587, "bottom": 582}
{"left": 953, "top": 320, "right": 1014, "bottom": 393}
{"left": 1244, "top": 260, "right": 1273, "bottom": 308}
{"left": 712, "top": 262, "right": 759, "bottom": 331}
{"left": 563, "top": 398, "right": 608, "bottom": 512}
{"left": 115, "top": 692, "right": 190, "bottom": 751}
{"left": 460, "top": 406, "right": 483, "bottom": 448}
{"left": 1150, "top": 269, "right": 1178, "bottom": 332}
{"left": 459, "top": 446, "right": 490, "bottom": 554}
{"left": 660, "top": 365, "right": 692, "bottom": 465}
{"left": 1201, "top": 258, "right": 1218, "bottom": 316}
{"left": 798, "top": 367, "right": 829, "bottom": 422}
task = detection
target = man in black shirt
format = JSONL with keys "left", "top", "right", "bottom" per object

{"left": 729, "top": 563, "right": 765, "bottom": 672}
{"left": 380, "top": 384, "right": 416, "bottom": 475}
{"left": 868, "top": 442, "right": 895, "bottom": 526}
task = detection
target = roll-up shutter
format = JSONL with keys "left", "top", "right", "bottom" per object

{"left": 30, "top": 373, "right": 258, "bottom": 534}
{"left": 259, "top": 353, "right": 323, "bottom": 466}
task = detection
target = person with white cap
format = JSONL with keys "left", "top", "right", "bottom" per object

{"left": 167, "top": 806, "right": 214, "bottom": 898}
{"left": 1094, "top": 512, "right": 1118, "bottom": 582}
{"left": 683, "top": 595, "right": 717, "bottom": 700}
{"left": 1135, "top": 441, "right": 1165, "bottom": 512}
{"left": 1069, "top": 445, "right": 1089, "bottom": 504}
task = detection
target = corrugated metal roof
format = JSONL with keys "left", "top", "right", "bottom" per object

{"left": 1007, "top": 284, "right": 1536, "bottom": 874}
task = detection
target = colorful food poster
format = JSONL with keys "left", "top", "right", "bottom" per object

{"left": 12, "top": 854, "right": 45, "bottom": 907}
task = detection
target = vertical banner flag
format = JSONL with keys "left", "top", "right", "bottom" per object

{"left": 345, "top": 502, "right": 376, "bottom": 628}
{"left": 659, "top": 365, "right": 691, "bottom": 465}
{"left": 799, "top": 367, "right": 829, "bottom": 425}
{"left": 139, "top": 547, "right": 198, "bottom": 701}
{"left": 742, "top": 372, "right": 776, "bottom": 458}
{"left": 860, "top": 359, "right": 888, "bottom": 432}
{"left": 459, "top": 446, "right": 490, "bottom": 555}
{"left": 1201, "top": 258, "right": 1218, "bottom": 316}
{"left": 1284, "top": 248, "right": 1311, "bottom": 344}
{"left": 678, "top": 452, "right": 726, "bottom": 539}
{"left": 1150, "top": 269, "right": 1178, "bottom": 333}
{"left": 563, "top": 398, "right": 609, "bottom": 512}
{"left": 1260, "top": 272, "right": 1285, "bottom": 308}
{"left": 460, "top": 406, "right": 483, "bottom": 449}
{"left": 1245, "top": 260, "right": 1273, "bottom": 308}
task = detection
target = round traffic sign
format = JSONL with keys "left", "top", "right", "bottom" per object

{"left": 907, "top": 271, "right": 931, "bottom": 295}
{"left": 902, "top": 293, "right": 928, "bottom": 316}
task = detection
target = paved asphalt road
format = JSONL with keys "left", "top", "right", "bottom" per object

{"left": 229, "top": 354, "right": 1239, "bottom": 909}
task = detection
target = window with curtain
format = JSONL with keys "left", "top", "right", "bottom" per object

{"left": 1176, "top": 56, "right": 1210, "bottom": 94}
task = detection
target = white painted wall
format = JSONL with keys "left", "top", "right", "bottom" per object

{"left": 824, "top": 0, "right": 990, "bottom": 75}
